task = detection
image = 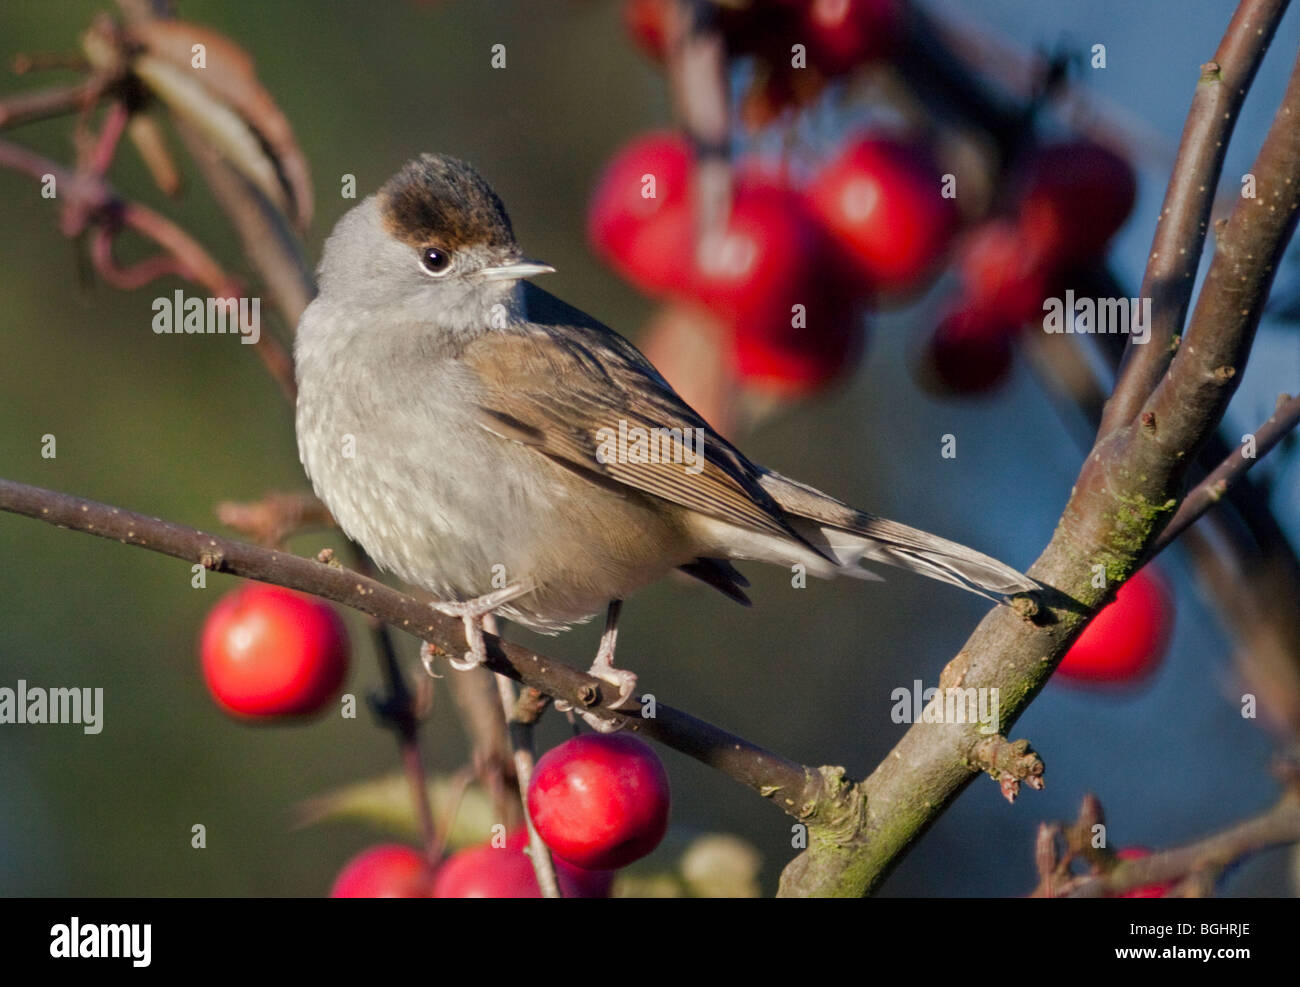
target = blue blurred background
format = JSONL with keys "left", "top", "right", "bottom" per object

{"left": 0, "top": 0, "right": 1297, "bottom": 895}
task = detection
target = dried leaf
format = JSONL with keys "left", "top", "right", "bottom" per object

{"left": 293, "top": 773, "right": 495, "bottom": 849}
{"left": 127, "top": 112, "right": 182, "bottom": 196}
{"left": 131, "top": 20, "right": 314, "bottom": 230}
{"left": 134, "top": 53, "right": 290, "bottom": 219}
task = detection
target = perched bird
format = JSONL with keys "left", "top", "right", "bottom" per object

{"left": 295, "top": 154, "right": 1035, "bottom": 711}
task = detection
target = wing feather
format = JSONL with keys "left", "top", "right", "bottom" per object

{"left": 463, "top": 288, "right": 819, "bottom": 549}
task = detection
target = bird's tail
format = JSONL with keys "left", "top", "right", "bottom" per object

{"left": 758, "top": 470, "right": 1037, "bottom": 602}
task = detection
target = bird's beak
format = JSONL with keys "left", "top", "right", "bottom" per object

{"left": 477, "top": 258, "right": 556, "bottom": 282}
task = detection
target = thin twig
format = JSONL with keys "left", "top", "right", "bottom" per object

{"left": 668, "top": 0, "right": 732, "bottom": 252}
{"left": 1154, "top": 391, "right": 1300, "bottom": 553}
{"left": 0, "top": 77, "right": 106, "bottom": 130}
{"left": 346, "top": 543, "right": 439, "bottom": 861}
{"left": 0, "top": 137, "right": 298, "bottom": 400}
{"left": 489, "top": 634, "right": 561, "bottom": 899}
{"left": 215, "top": 491, "right": 334, "bottom": 547}
{"left": 1065, "top": 792, "right": 1300, "bottom": 897}
{"left": 175, "top": 120, "right": 315, "bottom": 327}
{"left": 1101, "top": 0, "right": 1290, "bottom": 435}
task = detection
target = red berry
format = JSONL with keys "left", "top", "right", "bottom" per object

{"left": 693, "top": 180, "right": 866, "bottom": 394}
{"left": 431, "top": 830, "right": 613, "bottom": 898}
{"left": 920, "top": 306, "right": 1016, "bottom": 395}
{"left": 1016, "top": 140, "right": 1136, "bottom": 266}
{"left": 588, "top": 132, "right": 694, "bottom": 295}
{"left": 726, "top": 272, "right": 867, "bottom": 396}
{"left": 527, "top": 734, "right": 670, "bottom": 870}
{"left": 623, "top": 0, "right": 674, "bottom": 62}
{"left": 1115, "top": 847, "right": 1174, "bottom": 898}
{"left": 957, "top": 220, "right": 1053, "bottom": 327}
{"left": 806, "top": 136, "right": 956, "bottom": 292}
{"left": 330, "top": 844, "right": 434, "bottom": 898}
{"left": 1057, "top": 569, "right": 1173, "bottom": 685}
{"left": 200, "top": 582, "right": 349, "bottom": 717}
{"left": 802, "top": 0, "right": 903, "bottom": 76}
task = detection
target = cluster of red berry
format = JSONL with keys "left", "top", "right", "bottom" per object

{"left": 927, "top": 140, "right": 1137, "bottom": 393}
{"left": 603, "top": 0, "right": 1141, "bottom": 401}
{"left": 198, "top": 584, "right": 670, "bottom": 897}
{"left": 589, "top": 131, "right": 955, "bottom": 395}
{"left": 589, "top": 130, "right": 1137, "bottom": 400}
{"left": 331, "top": 735, "right": 670, "bottom": 898}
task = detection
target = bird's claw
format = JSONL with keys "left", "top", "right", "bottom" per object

{"left": 418, "top": 641, "right": 443, "bottom": 678}
{"left": 590, "top": 664, "right": 639, "bottom": 710}
{"left": 425, "top": 583, "right": 528, "bottom": 673}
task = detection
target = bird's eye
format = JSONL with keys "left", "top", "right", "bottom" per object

{"left": 419, "top": 246, "right": 453, "bottom": 276}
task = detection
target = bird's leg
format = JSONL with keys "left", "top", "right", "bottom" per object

{"left": 589, "top": 599, "right": 637, "bottom": 706}
{"left": 419, "top": 582, "right": 529, "bottom": 675}
{"left": 553, "top": 600, "right": 638, "bottom": 733}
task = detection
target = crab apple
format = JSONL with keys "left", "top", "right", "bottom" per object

{"left": 919, "top": 306, "right": 1016, "bottom": 396}
{"left": 801, "top": 0, "right": 904, "bottom": 76}
{"left": 1016, "top": 140, "right": 1137, "bottom": 266}
{"left": 588, "top": 132, "right": 693, "bottom": 295}
{"left": 200, "top": 582, "right": 349, "bottom": 717}
{"left": 623, "top": 0, "right": 674, "bottom": 62}
{"left": 527, "top": 733, "right": 671, "bottom": 870}
{"left": 957, "top": 219, "right": 1053, "bottom": 328}
{"left": 727, "top": 269, "right": 868, "bottom": 396}
{"left": 692, "top": 181, "right": 866, "bottom": 394}
{"left": 431, "top": 831, "right": 614, "bottom": 898}
{"left": 806, "top": 136, "right": 957, "bottom": 293}
{"left": 1056, "top": 568, "right": 1173, "bottom": 685}
{"left": 330, "top": 844, "right": 434, "bottom": 898}
{"left": 1115, "top": 847, "right": 1175, "bottom": 898}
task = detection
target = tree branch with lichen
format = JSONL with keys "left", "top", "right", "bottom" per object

{"left": 776, "top": 7, "right": 1300, "bottom": 898}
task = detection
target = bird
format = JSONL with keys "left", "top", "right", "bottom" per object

{"left": 294, "top": 153, "right": 1036, "bottom": 716}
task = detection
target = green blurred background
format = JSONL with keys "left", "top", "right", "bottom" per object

{"left": 1, "top": 0, "right": 1296, "bottom": 896}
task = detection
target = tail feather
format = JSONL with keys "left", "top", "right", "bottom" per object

{"left": 758, "top": 470, "right": 1037, "bottom": 601}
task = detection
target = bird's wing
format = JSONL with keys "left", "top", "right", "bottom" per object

{"left": 460, "top": 289, "right": 811, "bottom": 545}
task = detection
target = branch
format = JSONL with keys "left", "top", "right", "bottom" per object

{"left": 1154, "top": 391, "right": 1300, "bottom": 553}
{"left": 1030, "top": 276, "right": 1300, "bottom": 739}
{"left": 0, "top": 136, "right": 297, "bottom": 401}
{"left": 0, "top": 77, "right": 105, "bottom": 130}
{"left": 668, "top": 0, "right": 732, "bottom": 249}
{"left": 493, "top": 663, "right": 561, "bottom": 898}
{"left": 1065, "top": 791, "right": 1300, "bottom": 897}
{"left": 777, "top": 8, "right": 1300, "bottom": 897}
{"left": 0, "top": 475, "right": 834, "bottom": 819}
{"left": 215, "top": 491, "right": 334, "bottom": 547}
{"left": 1135, "top": 42, "right": 1300, "bottom": 471}
{"left": 175, "top": 120, "right": 315, "bottom": 327}
{"left": 1100, "top": 0, "right": 1289, "bottom": 435}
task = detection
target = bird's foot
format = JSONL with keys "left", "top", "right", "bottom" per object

{"left": 588, "top": 663, "right": 638, "bottom": 710}
{"left": 554, "top": 600, "right": 637, "bottom": 731}
{"left": 588, "top": 599, "right": 637, "bottom": 708}
{"left": 570, "top": 663, "right": 639, "bottom": 733}
{"left": 424, "top": 583, "right": 528, "bottom": 672}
